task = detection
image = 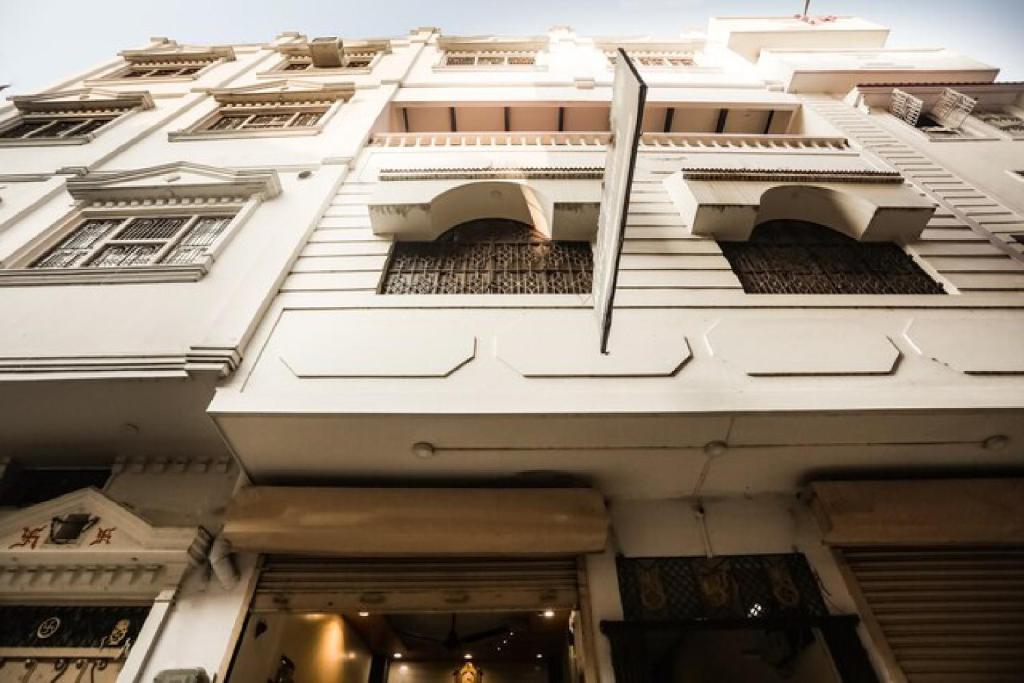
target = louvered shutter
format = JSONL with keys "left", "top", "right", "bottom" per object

{"left": 254, "top": 556, "right": 580, "bottom": 613}
{"left": 841, "top": 546, "right": 1024, "bottom": 682}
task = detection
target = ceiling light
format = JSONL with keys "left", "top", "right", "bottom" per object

{"left": 536, "top": 653, "right": 544, "bottom": 659}
{"left": 358, "top": 611, "right": 370, "bottom": 617}
{"left": 464, "top": 653, "right": 473, "bottom": 660}
{"left": 542, "top": 609, "right": 555, "bottom": 618}
{"left": 393, "top": 653, "right": 403, "bottom": 659}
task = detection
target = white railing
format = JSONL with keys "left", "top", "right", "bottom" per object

{"left": 371, "top": 131, "right": 613, "bottom": 147}
{"left": 639, "top": 133, "right": 850, "bottom": 150}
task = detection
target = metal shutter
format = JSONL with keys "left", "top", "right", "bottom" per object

{"left": 841, "top": 547, "right": 1024, "bottom": 682}
{"left": 253, "top": 556, "right": 580, "bottom": 613}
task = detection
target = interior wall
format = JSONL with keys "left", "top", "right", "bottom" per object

{"left": 230, "top": 612, "right": 372, "bottom": 683}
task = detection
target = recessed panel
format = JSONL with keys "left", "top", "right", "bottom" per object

{"left": 907, "top": 318, "right": 1024, "bottom": 374}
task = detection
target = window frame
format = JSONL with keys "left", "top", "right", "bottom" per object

{"left": 1, "top": 200, "right": 257, "bottom": 286}
{"left": 436, "top": 49, "right": 542, "bottom": 70}
{"left": 0, "top": 109, "right": 131, "bottom": 147}
{"left": 169, "top": 96, "right": 347, "bottom": 141}
{"left": 100, "top": 58, "right": 221, "bottom": 82}
{"left": 272, "top": 50, "right": 382, "bottom": 74}
{"left": 606, "top": 50, "right": 698, "bottom": 69}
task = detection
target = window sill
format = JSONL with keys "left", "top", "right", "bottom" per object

{"left": 0, "top": 263, "right": 209, "bottom": 286}
{"left": 0, "top": 136, "right": 92, "bottom": 147}
{"left": 168, "top": 127, "right": 322, "bottom": 141}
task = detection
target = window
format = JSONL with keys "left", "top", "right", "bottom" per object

{"left": 202, "top": 108, "right": 324, "bottom": 132}
{"left": 0, "top": 114, "right": 116, "bottom": 140}
{"left": 974, "top": 110, "right": 1024, "bottom": 136}
{"left": 608, "top": 51, "right": 695, "bottom": 68}
{"left": 380, "top": 219, "right": 592, "bottom": 295}
{"left": 278, "top": 51, "right": 377, "bottom": 71}
{"left": 0, "top": 467, "right": 111, "bottom": 508}
{"left": 718, "top": 220, "right": 945, "bottom": 295}
{"left": 443, "top": 51, "right": 537, "bottom": 67}
{"left": 116, "top": 61, "right": 207, "bottom": 78}
{"left": 889, "top": 88, "right": 978, "bottom": 139}
{"left": 33, "top": 214, "right": 234, "bottom": 269}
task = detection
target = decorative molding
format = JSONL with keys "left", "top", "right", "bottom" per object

{"left": 111, "top": 456, "right": 235, "bottom": 475}
{"left": 119, "top": 40, "right": 236, "bottom": 64}
{"left": 437, "top": 35, "right": 549, "bottom": 52}
{"left": 0, "top": 488, "right": 210, "bottom": 600}
{"left": 65, "top": 162, "right": 282, "bottom": 202}
{"left": 204, "top": 80, "right": 355, "bottom": 105}
{"left": 7, "top": 88, "right": 154, "bottom": 114}
{"left": 378, "top": 166, "right": 604, "bottom": 181}
{"left": 679, "top": 168, "right": 906, "bottom": 184}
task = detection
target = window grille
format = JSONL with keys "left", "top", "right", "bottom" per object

{"left": 121, "top": 64, "right": 203, "bottom": 78}
{"left": 279, "top": 51, "right": 377, "bottom": 71}
{"left": 380, "top": 219, "right": 592, "bottom": 295}
{"left": 0, "top": 115, "right": 117, "bottom": 140}
{"left": 442, "top": 51, "right": 537, "bottom": 67}
{"left": 718, "top": 220, "right": 945, "bottom": 295}
{"left": 33, "top": 214, "right": 233, "bottom": 269}
{"left": 608, "top": 51, "right": 695, "bottom": 67}
{"left": 201, "top": 108, "right": 325, "bottom": 132}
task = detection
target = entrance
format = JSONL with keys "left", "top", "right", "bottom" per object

{"left": 227, "top": 557, "right": 589, "bottom": 683}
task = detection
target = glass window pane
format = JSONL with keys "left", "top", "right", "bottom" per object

{"left": 114, "top": 216, "right": 188, "bottom": 240}
{"left": 163, "top": 217, "right": 230, "bottom": 265}
{"left": 208, "top": 115, "right": 247, "bottom": 131}
{"left": 0, "top": 120, "right": 50, "bottom": 139}
{"left": 33, "top": 218, "right": 122, "bottom": 268}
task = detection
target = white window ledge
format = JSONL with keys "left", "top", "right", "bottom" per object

{"left": 169, "top": 126, "right": 322, "bottom": 141}
{"left": 0, "top": 135, "right": 93, "bottom": 147}
{"left": 0, "top": 262, "right": 210, "bottom": 286}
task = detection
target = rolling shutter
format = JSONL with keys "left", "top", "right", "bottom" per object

{"left": 841, "top": 546, "right": 1024, "bottom": 682}
{"left": 253, "top": 556, "right": 580, "bottom": 613}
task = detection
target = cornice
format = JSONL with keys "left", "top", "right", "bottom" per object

{"left": 379, "top": 166, "right": 605, "bottom": 181}
{"left": 0, "top": 343, "right": 240, "bottom": 379}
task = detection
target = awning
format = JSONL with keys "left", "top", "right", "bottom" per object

{"left": 223, "top": 487, "right": 609, "bottom": 556}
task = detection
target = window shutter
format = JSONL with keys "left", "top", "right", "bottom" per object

{"left": 253, "top": 557, "right": 581, "bottom": 613}
{"left": 841, "top": 547, "right": 1024, "bottom": 682}
{"left": 890, "top": 89, "right": 924, "bottom": 127}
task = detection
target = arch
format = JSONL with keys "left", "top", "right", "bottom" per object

{"left": 428, "top": 181, "right": 553, "bottom": 240}
{"left": 755, "top": 184, "right": 883, "bottom": 241}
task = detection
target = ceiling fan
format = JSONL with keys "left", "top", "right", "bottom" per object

{"left": 394, "top": 614, "right": 517, "bottom": 652}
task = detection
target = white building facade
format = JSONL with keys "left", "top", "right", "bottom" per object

{"left": 1, "top": 15, "right": 1023, "bottom": 683}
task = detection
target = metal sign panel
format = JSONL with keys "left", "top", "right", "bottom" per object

{"left": 593, "top": 49, "right": 646, "bottom": 353}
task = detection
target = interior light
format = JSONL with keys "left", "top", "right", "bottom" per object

{"left": 536, "top": 653, "right": 544, "bottom": 659}
{"left": 358, "top": 611, "right": 370, "bottom": 617}
{"left": 542, "top": 609, "right": 555, "bottom": 618}
{"left": 464, "top": 653, "right": 473, "bottom": 660}
{"left": 399, "top": 665, "right": 409, "bottom": 673}
{"left": 393, "top": 653, "right": 403, "bottom": 659}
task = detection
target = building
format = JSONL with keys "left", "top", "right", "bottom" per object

{"left": 1, "top": 14, "right": 1023, "bottom": 683}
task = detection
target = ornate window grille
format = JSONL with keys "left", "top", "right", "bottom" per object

{"left": 279, "top": 51, "right": 378, "bottom": 71}
{"left": 442, "top": 51, "right": 537, "bottom": 67}
{"left": 117, "top": 61, "right": 208, "bottom": 78}
{"left": 201, "top": 107, "right": 325, "bottom": 132}
{"left": 607, "top": 51, "right": 696, "bottom": 68}
{"left": 718, "top": 220, "right": 945, "bottom": 295}
{"left": 380, "top": 219, "right": 592, "bottom": 295}
{"left": 0, "top": 113, "right": 117, "bottom": 140}
{"left": 33, "top": 214, "right": 234, "bottom": 269}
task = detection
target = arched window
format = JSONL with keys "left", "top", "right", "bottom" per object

{"left": 380, "top": 218, "right": 592, "bottom": 295}
{"left": 718, "top": 220, "right": 945, "bottom": 295}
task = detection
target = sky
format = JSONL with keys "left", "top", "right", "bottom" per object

{"left": 1, "top": 0, "right": 1022, "bottom": 92}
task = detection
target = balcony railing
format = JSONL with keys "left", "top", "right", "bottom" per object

{"left": 640, "top": 133, "right": 850, "bottom": 150}
{"left": 370, "top": 131, "right": 850, "bottom": 151}
{"left": 371, "top": 131, "right": 612, "bottom": 147}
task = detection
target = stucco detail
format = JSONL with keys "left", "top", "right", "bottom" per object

{"left": 707, "top": 318, "right": 901, "bottom": 376}
{"left": 906, "top": 318, "right": 1024, "bottom": 374}
{"left": 277, "top": 310, "right": 477, "bottom": 378}
{"left": 496, "top": 311, "right": 691, "bottom": 377}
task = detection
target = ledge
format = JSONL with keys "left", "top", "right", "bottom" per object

{"left": 0, "top": 136, "right": 92, "bottom": 147}
{"left": 168, "top": 126, "right": 322, "bottom": 141}
{"left": 0, "top": 263, "right": 208, "bottom": 286}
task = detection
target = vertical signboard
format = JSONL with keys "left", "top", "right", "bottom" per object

{"left": 593, "top": 49, "right": 646, "bottom": 353}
